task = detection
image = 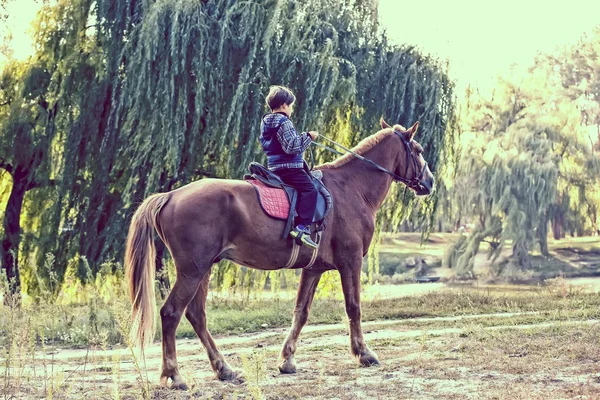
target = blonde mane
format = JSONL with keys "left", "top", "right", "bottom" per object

{"left": 315, "top": 128, "right": 396, "bottom": 170}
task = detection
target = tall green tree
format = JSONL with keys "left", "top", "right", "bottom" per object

{"left": 1, "top": 0, "right": 457, "bottom": 294}
{"left": 108, "top": 0, "right": 455, "bottom": 282}
{"left": 537, "top": 28, "right": 600, "bottom": 238}
{"left": 0, "top": 59, "right": 56, "bottom": 293}
{"left": 1, "top": 0, "right": 123, "bottom": 292}
{"left": 444, "top": 56, "right": 600, "bottom": 274}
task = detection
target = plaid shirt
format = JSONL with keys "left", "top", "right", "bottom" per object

{"left": 261, "top": 113, "right": 312, "bottom": 170}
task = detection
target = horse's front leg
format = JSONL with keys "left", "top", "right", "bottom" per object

{"left": 339, "top": 261, "right": 380, "bottom": 367}
{"left": 279, "top": 269, "right": 322, "bottom": 374}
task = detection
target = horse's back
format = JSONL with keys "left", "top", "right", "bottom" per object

{"left": 158, "top": 179, "right": 255, "bottom": 246}
{"left": 169, "top": 178, "right": 249, "bottom": 204}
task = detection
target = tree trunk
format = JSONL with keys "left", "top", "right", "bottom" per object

{"left": 512, "top": 243, "right": 531, "bottom": 270}
{"left": 1, "top": 175, "right": 26, "bottom": 295}
{"left": 552, "top": 214, "right": 564, "bottom": 240}
{"left": 538, "top": 216, "right": 550, "bottom": 257}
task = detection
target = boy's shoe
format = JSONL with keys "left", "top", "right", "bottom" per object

{"left": 290, "top": 226, "right": 318, "bottom": 249}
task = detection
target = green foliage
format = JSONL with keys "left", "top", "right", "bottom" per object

{"left": 241, "top": 349, "right": 267, "bottom": 400}
{"left": 539, "top": 29, "right": 600, "bottom": 238}
{"left": 447, "top": 120, "right": 561, "bottom": 272}
{"left": 444, "top": 29, "right": 600, "bottom": 274}
{"left": 1, "top": 0, "right": 456, "bottom": 293}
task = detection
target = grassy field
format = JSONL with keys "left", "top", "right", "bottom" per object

{"left": 2, "top": 234, "right": 600, "bottom": 398}
{"left": 3, "top": 277, "right": 600, "bottom": 399}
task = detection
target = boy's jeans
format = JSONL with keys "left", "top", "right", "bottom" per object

{"left": 273, "top": 168, "right": 318, "bottom": 227}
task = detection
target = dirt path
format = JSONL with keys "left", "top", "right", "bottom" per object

{"left": 5, "top": 310, "right": 600, "bottom": 399}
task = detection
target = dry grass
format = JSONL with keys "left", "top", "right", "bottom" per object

{"left": 2, "top": 237, "right": 600, "bottom": 398}
{"left": 3, "top": 286, "right": 600, "bottom": 399}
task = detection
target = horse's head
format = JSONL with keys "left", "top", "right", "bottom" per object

{"left": 381, "top": 118, "right": 435, "bottom": 196}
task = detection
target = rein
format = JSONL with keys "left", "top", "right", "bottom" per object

{"left": 311, "top": 131, "right": 428, "bottom": 190}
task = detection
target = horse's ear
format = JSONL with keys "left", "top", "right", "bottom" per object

{"left": 380, "top": 117, "right": 391, "bottom": 130}
{"left": 408, "top": 121, "right": 419, "bottom": 140}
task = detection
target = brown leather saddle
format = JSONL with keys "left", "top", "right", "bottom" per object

{"left": 244, "top": 162, "right": 333, "bottom": 239}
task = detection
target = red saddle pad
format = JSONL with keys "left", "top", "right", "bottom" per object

{"left": 247, "top": 179, "right": 290, "bottom": 220}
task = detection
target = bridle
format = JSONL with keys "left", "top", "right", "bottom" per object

{"left": 311, "top": 129, "right": 432, "bottom": 192}
{"left": 390, "top": 130, "right": 429, "bottom": 190}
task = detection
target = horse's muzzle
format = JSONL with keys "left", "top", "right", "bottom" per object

{"left": 415, "top": 166, "right": 435, "bottom": 196}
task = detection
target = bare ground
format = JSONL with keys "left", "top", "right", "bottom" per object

{"left": 4, "top": 310, "right": 600, "bottom": 399}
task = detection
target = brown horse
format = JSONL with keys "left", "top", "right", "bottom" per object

{"left": 125, "top": 119, "right": 434, "bottom": 389}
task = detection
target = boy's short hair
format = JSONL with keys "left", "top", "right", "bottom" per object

{"left": 265, "top": 85, "right": 296, "bottom": 111}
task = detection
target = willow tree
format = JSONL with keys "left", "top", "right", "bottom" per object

{"left": 445, "top": 123, "right": 560, "bottom": 273}
{"left": 1, "top": 0, "right": 456, "bottom": 294}
{"left": 443, "top": 28, "right": 600, "bottom": 276}
{"left": 539, "top": 28, "right": 600, "bottom": 237}
{"left": 0, "top": 59, "right": 57, "bottom": 294}
{"left": 108, "top": 0, "right": 455, "bottom": 282}
{"left": 0, "top": 0, "right": 132, "bottom": 292}
{"left": 444, "top": 72, "right": 599, "bottom": 274}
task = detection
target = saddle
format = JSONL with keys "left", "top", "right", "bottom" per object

{"left": 244, "top": 162, "right": 333, "bottom": 239}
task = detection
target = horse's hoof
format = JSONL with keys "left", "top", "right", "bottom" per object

{"left": 278, "top": 358, "right": 297, "bottom": 374}
{"left": 359, "top": 351, "right": 380, "bottom": 367}
{"left": 218, "top": 366, "right": 241, "bottom": 381}
{"left": 170, "top": 381, "right": 189, "bottom": 390}
{"left": 160, "top": 373, "right": 188, "bottom": 390}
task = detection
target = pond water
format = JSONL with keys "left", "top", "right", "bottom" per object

{"left": 362, "top": 282, "right": 447, "bottom": 299}
{"left": 206, "top": 275, "right": 600, "bottom": 303}
{"left": 415, "top": 276, "right": 600, "bottom": 295}
{"left": 557, "top": 276, "right": 600, "bottom": 292}
{"left": 362, "top": 276, "right": 600, "bottom": 300}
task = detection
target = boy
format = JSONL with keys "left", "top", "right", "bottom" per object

{"left": 260, "top": 85, "right": 319, "bottom": 249}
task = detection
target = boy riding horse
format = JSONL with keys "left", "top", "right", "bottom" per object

{"left": 260, "top": 85, "right": 319, "bottom": 249}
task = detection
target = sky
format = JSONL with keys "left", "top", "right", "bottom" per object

{"left": 1, "top": 0, "right": 600, "bottom": 94}
{"left": 0, "top": 0, "right": 43, "bottom": 62}
{"left": 378, "top": 0, "right": 600, "bottom": 93}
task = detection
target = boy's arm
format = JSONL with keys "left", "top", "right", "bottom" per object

{"left": 276, "top": 119, "right": 312, "bottom": 155}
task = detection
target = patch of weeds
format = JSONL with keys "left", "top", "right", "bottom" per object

{"left": 452, "top": 322, "right": 600, "bottom": 376}
{"left": 544, "top": 273, "right": 585, "bottom": 298}
{"left": 111, "top": 296, "right": 151, "bottom": 399}
{"left": 410, "top": 332, "right": 429, "bottom": 392}
{"left": 370, "top": 337, "right": 410, "bottom": 347}
{"left": 241, "top": 349, "right": 267, "bottom": 400}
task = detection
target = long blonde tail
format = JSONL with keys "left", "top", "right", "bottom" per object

{"left": 124, "top": 192, "right": 169, "bottom": 349}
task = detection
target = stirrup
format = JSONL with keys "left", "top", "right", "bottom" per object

{"left": 290, "top": 228, "right": 318, "bottom": 250}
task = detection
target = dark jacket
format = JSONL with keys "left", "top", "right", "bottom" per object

{"left": 260, "top": 112, "right": 312, "bottom": 170}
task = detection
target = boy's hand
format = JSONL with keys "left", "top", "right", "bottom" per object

{"left": 308, "top": 131, "right": 319, "bottom": 140}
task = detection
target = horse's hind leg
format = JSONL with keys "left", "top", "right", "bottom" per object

{"left": 159, "top": 265, "right": 206, "bottom": 390}
{"left": 279, "top": 269, "right": 322, "bottom": 374}
{"left": 185, "top": 272, "right": 239, "bottom": 381}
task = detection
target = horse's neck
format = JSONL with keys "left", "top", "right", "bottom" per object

{"left": 335, "top": 137, "right": 398, "bottom": 214}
